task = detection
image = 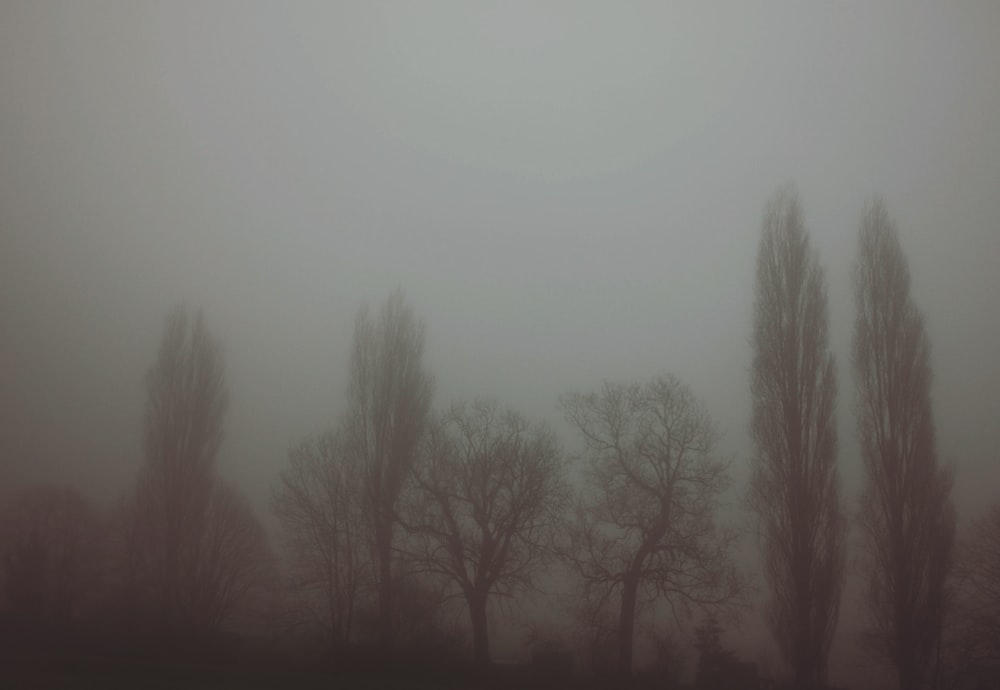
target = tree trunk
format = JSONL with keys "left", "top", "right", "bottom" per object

{"left": 898, "top": 655, "right": 919, "bottom": 690}
{"left": 344, "top": 591, "right": 354, "bottom": 648}
{"left": 377, "top": 532, "right": 394, "bottom": 654}
{"left": 469, "top": 590, "right": 491, "bottom": 670}
{"left": 793, "top": 655, "right": 816, "bottom": 690}
{"left": 618, "top": 575, "right": 640, "bottom": 678}
{"left": 792, "top": 596, "right": 815, "bottom": 690}
{"left": 931, "top": 625, "right": 942, "bottom": 690}
{"left": 896, "top": 604, "right": 919, "bottom": 690}
{"left": 163, "top": 528, "right": 179, "bottom": 635}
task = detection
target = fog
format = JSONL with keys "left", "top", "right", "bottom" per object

{"left": 2, "top": 3, "right": 998, "bottom": 687}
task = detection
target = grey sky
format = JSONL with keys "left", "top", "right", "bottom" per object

{"left": 2, "top": 2, "right": 998, "bottom": 684}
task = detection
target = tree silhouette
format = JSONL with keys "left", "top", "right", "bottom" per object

{"left": 133, "top": 307, "right": 228, "bottom": 633}
{"left": 561, "top": 375, "right": 744, "bottom": 678}
{"left": 853, "top": 198, "right": 955, "bottom": 690}
{"left": 0, "top": 485, "right": 104, "bottom": 639}
{"left": 273, "top": 429, "right": 368, "bottom": 647}
{"left": 186, "top": 481, "right": 275, "bottom": 634}
{"left": 402, "top": 399, "right": 567, "bottom": 668}
{"left": 693, "top": 613, "right": 735, "bottom": 689}
{"left": 126, "top": 306, "right": 271, "bottom": 637}
{"left": 747, "top": 186, "right": 846, "bottom": 690}
{"left": 946, "top": 502, "right": 1000, "bottom": 687}
{"left": 344, "top": 288, "right": 433, "bottom": 653}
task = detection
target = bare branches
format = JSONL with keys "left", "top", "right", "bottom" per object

{"left": 187, "top": 482, "right": 275, "bottom": 634}
{"left": 272, "top": 429, "right": 368, "bottom": 646}
{"left": 402, "top": 399, "right": 567, "bottom": 666}
{"left": 0, "top": 486, "right": 104, "bottom": 633}
{"left": 561, "top": 375, "right": 744, "bottom": 676}
{"left": 136, "top": 307, "right": 229, "bottom": 631}
{"left": 946, "top": 503, "right": 1000, "bottom": 683}
{"left": 853, "top": 198, "right": 956, "bottom": 689}
{"left": 748, "top": 187, "right": 846, "bottom": 690}
{"left": 142, "top": 308, "right": 228, "bottom": 530}
{"left": 344, "top": 288, "right": 433, "bottom": 652}
{"left": 126, "top": 306, "right": 271, "bottom": 637}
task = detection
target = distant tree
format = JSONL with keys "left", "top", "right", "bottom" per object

{"left": 133, "top": 306, "right": 228, "bottom": 633}
{"left": 571, "top": 594, "right": 619, "bottom": 678}
{"left": 945, "top": 503, "right": 1000, "bottom": 686}
{"left": 272, "top": 429, "right": 368, "bottom": 647}
{"left": 747, "top": 187, "right": 846, "bottom": 690}
{"left": 853, "top": 198, "right": 955, "bottom": 690}
{"left": 0, "top": 485, "right": 104, "bottom": 636}
{"left": 560, "top": 375, "right": 744, "bottom": 678}
{"left": 642, "top": 627, "right": 687, "bottom": 689}
{"left": 126, "top": 306, "right": 271, "bottom": 637}
{"left": 186, "top": 481, "right": 275, "bottom": 634}
{"left": 384, "top": 572, "right": 460, "bottom": 654}
{"left": 343, "top": 288, "right": 434, "bottom": 653}
{"left": 402, "top": 400, "right": 568, "bottom": 668}
{"left": 693, "top": 613, "right": 735, "bottom": 689}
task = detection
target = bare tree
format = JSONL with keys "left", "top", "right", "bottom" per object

{"left": 0, "top": 485, "right": 104, "bottom": 636}
{"left": 185, "top": 481, "right": 275, "bottom": 634}
{"left": 693, "top": 613, "right": 736, "bottom": 690}
{"left": 402, "top": 399, "right": 567, "bottom": 668}
{"left": 125, "top": 306, "right": 271, "bottom": 639}
{"left": 272, "top": 429, "right": 368, "bottom": 647}
{"left": 747, "top": 187, "right": 846, "bottom": 690}
{"left": 561, "top": 375, "right": 744, "bottom": 678}
{"left": 133, "top": 306, "right": 228, "bottom": 633}
{"left": 122, "top": 482, "right": 273, "bottom": 638}
{"left": 946, "top": 503, "right": 1000, "bottom": 686}
{"left": 344, "top": 288, "right": 433, "bottom": 652}
{"left": 853, "top": 198, "right": 955, "bottom": 690}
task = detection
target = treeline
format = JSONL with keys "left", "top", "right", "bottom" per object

{"left": 1, "top": 188, "right": 997, "bottom": 690}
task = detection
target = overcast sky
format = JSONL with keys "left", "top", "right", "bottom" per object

{"left": 2, "top": 2, "right": 998, "bottom": 684}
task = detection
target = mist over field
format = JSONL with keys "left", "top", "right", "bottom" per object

{"left": 2, "top": 4, "right": 998, "bottom": 689}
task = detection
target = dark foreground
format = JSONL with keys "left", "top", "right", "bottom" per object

{"left": 0, "top": 649, "right": 700, "bottom": 690}
{"left": 0, "top": 650, "right": 605, "bottom": 690}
